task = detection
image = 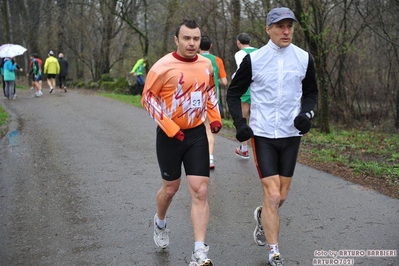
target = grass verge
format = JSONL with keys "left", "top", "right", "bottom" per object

{"left": 299, "top": 129, "right": 398, "bottom": 198}
{"left": 0, "top": 105, "right": 9, "bottom": 138}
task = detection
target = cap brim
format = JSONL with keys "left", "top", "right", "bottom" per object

{"left": 270, "top": 16, "right": 297, "bottom": 25}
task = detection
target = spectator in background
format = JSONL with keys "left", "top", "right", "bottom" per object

{"left": 44, "top": 50, "right": 60, "bottom": 94}
{"left": 28, "top": 54, "right": 43, "bottom": 91}
{"left": 1, "top": 58, "right": 6, "bottom": 98}
{"left": 130, "top": 57, "right": 147, "bottom": 95}
{"left": 233, "top": 32, "right": 258, "bottom": 159}
{"left": 2, "top": 57, "right": 20, "bottom": 99}
{"left": 199, "top": 35, "right": 228, "bottom": 169}
{"left": 12, "top": 59, "right": 23, "bottom": 98}
{"left": 27, "top": 54, "right": 43, "bottom": 97}
{"left": 58, "top": 53, "right": 68, "bottom": 92}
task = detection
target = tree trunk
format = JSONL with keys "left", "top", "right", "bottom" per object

{"left": 295, "top": 0, "right": 330, "bottom": 133}
{"left": 2, "top": 0, "right": 10, "bottom": 43}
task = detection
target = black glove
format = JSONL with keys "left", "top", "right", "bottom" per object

{"left": 234, "top": 118, "right": 254, "bottom": 142}
{"left": 294, "top": 111, "right": 314, "bottom": 134}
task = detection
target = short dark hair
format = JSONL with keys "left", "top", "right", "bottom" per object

{"left": 200, "top": 35, "right": 212, "bottom": 50}
{"left": 175, "top": 19, "right": 199, "bottom": 38}
{"left": 237, "top": 33, "right": 251, "bottom": 45}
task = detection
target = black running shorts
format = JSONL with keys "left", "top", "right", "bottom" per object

{"left": 251, "top": 136, "right": 301, "bottom": 178}
{"left": 156, "top": 124, "right": 210, "bottom": 181}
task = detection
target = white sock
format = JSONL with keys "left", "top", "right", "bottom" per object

{"left": 241, "top": 145, "right": 248, "bottom": 152}
{"left": 156, "top": 215, "right": 166, "bottom": 228}
{"left": 194, "top": 241, "right": 205, "bottom": 251}
{"left": 209, "top": 154, "right": 214, "bottom": 160}
{"left": 268, "top": 243, "right": 280, "bottom": 261}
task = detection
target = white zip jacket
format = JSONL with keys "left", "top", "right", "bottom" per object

{"left": 227, "top": 40, "right": 318, "bottom": 139}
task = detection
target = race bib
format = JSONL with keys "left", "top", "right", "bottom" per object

{"left": 191, "top": 92, "right": 202, "bottom": 108}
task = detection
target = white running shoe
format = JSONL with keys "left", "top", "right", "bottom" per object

{"left": 253, "top": 206, "right": 266, "bottom": 246}
{"left": 153, "top": 214, "right": 169, "bottom": 249}
{"left": 269, "top": 254, "right": 284, "bottom": 266}
{"left": 209, "top": 158, "right": 215, "bottom": 169}
{"left": 189, "top": 244, "right": 213, "bottom": 266}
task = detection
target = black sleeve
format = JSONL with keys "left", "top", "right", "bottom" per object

{"left": 301, "top": 54, "right": 319, "bottom": 113}
{"left": 226, "top": 54, "right": 253, "bottom": 125}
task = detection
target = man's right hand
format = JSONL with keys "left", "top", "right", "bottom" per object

{"left": 234, "top": 118, "right": 254, "bottom": 142}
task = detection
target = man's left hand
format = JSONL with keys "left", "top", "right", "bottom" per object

{"left": 210, "top": 121, "right": 222, "bottom": 134}
{"left": 294, "top": 111, "right": 314, "bottom": 134}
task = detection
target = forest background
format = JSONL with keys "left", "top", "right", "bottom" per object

{"left": 0, "top": 0, "right": 398, "bottom": 197}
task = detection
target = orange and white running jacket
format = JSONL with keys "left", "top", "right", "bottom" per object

{"left": 141, "top": 51, "right": 221, "bottom": 138}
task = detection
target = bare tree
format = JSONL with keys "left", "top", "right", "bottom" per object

{"left": 1, "top": 0, "right": 10, "bottom": 43}
{"left": 1, "top": 0, "right": 398, "bottom": 131}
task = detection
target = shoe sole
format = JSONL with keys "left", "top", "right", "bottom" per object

{"left": 189, "top": 260, "right": 213, "bottom": 266}
{"left": 253, "top": 207, "right": 266, "bottom": 246}
{"left": 235, "top": 152, "right": 249, "bottom": 159}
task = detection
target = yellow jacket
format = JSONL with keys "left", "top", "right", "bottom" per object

{"left": 44, "top": 56, "right": 60, "bottom": 75}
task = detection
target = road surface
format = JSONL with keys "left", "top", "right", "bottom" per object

{"left": 0, "top": 88, "right": 398, "bottom": 265}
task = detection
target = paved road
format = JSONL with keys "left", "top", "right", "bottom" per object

{"left": 0, "top": 89, "right": 398, "bottom": 266}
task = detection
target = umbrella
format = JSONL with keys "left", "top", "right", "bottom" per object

{"left": 0, "top": 44, "right": 27, "bottom": 58}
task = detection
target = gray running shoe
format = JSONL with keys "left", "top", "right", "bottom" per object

{"left": 153, "top": 214, "right": 169, "bottom": 249}
{"left": 253, "top": 206, "right": 266, "bottom": 246}
{"left": 189, "top": 244, "right": 213, "bottom": 266}
{"left": 269, "top": 254, "right": 284, "bottom": 266}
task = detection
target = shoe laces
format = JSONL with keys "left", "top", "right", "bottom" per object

{"left": 193, "top": 245, "right": 210, "bottom": 262}
{"left": 156, "top": 226, "right": 170, "bottom": 240}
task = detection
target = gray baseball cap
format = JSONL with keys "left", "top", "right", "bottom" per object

{"left": 267, "top": 7, "right": 297, "bottom": 26}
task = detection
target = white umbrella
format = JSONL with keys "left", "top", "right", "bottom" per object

{"left": 0, "top": 44, "right": 27, "bottom": 58}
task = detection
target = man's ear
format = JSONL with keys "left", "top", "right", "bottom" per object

{"left": 174, "top": 36, "right": 179, "bottom": 46}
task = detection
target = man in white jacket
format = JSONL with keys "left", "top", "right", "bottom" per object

{"left": 227, "top": 7, "right": 318, "bottom": 266}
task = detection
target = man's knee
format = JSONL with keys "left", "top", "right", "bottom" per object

{"left": 266, "top": 191, "right": 282, "bottom": 210}
{"left": 162, "top": 180, "right": 180, "bottom": 198}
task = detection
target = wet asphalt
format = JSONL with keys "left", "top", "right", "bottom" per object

{"left": 0, "top": 88, "right": 398, "bottom": 266}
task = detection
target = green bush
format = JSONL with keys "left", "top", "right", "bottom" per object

{"left": 99, "top": 74, "right": 114, "bottom": 83}
{"left": 69, "top": 79, "right": 87, "bottom": 88}
{"left": 113, "top": 77, "right": 130, "bottom": 94}
{"left": 99, "top": 81, "right": 114, "bottom": 92}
